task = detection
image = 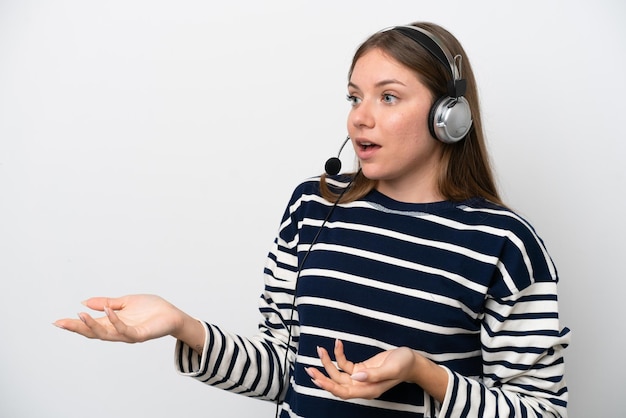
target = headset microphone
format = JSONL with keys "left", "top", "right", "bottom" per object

{"left": 324, "top": 136, "right": 351, "bottom": 175}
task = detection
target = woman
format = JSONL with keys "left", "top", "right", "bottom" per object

{"left": 55, "top": 22, "right": 570, "bottom": 417}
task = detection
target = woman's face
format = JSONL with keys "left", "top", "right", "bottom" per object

{"left": 347, "top": 48, "right": 444, "bottom": 202}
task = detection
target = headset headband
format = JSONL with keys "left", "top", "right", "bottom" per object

{"left": 387, "top": 25, "right": 467, "bottom": 98}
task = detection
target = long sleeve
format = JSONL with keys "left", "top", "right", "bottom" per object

{"left": 438, "top": 281, "right": 569, "bottom": 417}
{"left": 438, "top": 205, "right": 570, "bottom": 417}
{"left": 174, "top": 183, "right": 311, "bottom": 401}
{"left": 175, "top": 181, "right": 324, "bottom": 401}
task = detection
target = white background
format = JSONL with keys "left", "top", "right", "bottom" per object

{"left": 1, "top": 1, "right": 624, "bottom": 416}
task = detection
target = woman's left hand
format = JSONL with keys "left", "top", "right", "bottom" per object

{"left": 305, "top": 339, "right": 419, "bottom": 400}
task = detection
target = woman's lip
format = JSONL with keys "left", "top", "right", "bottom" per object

{"left": 354, "top": 140, "right": 381, "bottom": 160}
{"left": 353, "top": 137, "right": 380, "bottom": 148}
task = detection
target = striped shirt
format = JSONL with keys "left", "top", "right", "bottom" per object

{"left": 175, "top": 175, "right": 570, "bottom": 417}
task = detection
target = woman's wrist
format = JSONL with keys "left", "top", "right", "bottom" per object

{"left": 171, "top": 312, "right": 206, "bottom": 355}
{"left": 409, "top": 350, "right": 449, "bottom": 403}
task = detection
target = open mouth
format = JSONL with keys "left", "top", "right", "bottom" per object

{"left": 358, "top": 141, "right": 380, "bottom": 151}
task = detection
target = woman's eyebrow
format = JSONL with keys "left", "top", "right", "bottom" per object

{"left": 348, "top": 78, "right": 407, "bottom": 90}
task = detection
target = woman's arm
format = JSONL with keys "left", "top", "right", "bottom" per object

{"left": 307, "top": 280, "right": 570, "bottom": 417}
{"left": 438, "top": 280, "right": 569, "bottom": 417}
{"left": 307, "top": 339, "right": 448, "bottom": 402}
{"left": 54, "top": 294, "right": 204, "bottom": 349}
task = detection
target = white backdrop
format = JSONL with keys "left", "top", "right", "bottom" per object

{"left": 1, "top": 1, "right": 624, "bottom": 416}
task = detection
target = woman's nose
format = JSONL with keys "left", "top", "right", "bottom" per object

{"left": 349, "top": 100, "right": 375, "bottom": 129}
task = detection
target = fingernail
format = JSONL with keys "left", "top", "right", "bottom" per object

{"left": 80, "top": 300, "right": 88, "bottom": 307}
{"left": 104, "top": 306, "right": 110, "bottom": 316}
{"left": 351, "top": 371, "right": 368, "bottom": 382}
{"left": 316, "top": 346, "right": 323, "bottom": 358}
{"left": 304, "top": 367, "right": 314, "bottom": 378}
{"left": 52, "top": 322, "right": 66, "bottom": 330}
{"left": 311, "top": 378, "right": 322, "bottom": 388}
{"left": 77, "top": 313, "right": 86, "bottom": 323}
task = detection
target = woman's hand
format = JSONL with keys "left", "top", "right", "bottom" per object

{"left": 54, "top": 295, "right": 203, "bottom": 350}
{"left": 305, "top": 339, "right": 448, "bottom": 402}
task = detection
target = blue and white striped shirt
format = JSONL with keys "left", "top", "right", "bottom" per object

{"left": 176, "top": 175, "right": 570, "bottom": 417}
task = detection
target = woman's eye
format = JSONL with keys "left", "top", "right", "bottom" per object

{"left": 346, "top": 94, "right": 361, "bottom": 106}
{"left": 382, "top": 94, "right": 398, "bottom": 103}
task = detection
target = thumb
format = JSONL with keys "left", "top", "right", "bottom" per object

{"left": 351, "top": 366, "right": 398, "bottom": 383}
{"left": 351, "top": 371, "right": 370, "bottom": 382}
{"left": 82, "top": 296, "right": 122, "bottom": 311}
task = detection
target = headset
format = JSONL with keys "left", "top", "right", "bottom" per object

{"left": 388, "top": 25, "right": 473, "bottom": 144}
{"left": 326, "top": 25, "right": 473, "bottom": 176}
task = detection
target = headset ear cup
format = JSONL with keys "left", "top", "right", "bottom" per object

{"left": 428, "top": 96, "right": 448, "bottom": 141}
{"left": 429, "top": 96, "right": 473, "bottom": 144}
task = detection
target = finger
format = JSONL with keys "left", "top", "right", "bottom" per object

{"left": 305, "top": 366, "right": 325, "bottom": 387}
{"left": 351, "top": 371, "right": 369, "bottom": 382}
{"left": 306, "top": 364, "right": 351, "bottom": 399}
{"left": 103, "top": 306, "right": 138, "bottom": 342}
{"left": 365, "top": 347, "right": 415, "bottom": 382}
{"left": 53, "top": 318, "right": 98, "bottom": 338}
{"left": 82, "top": 296, "right": 124, "bottom": 311}
{"left": 349, "top": 363, "right": 399, "bottom": 385}
{"left": 309, "top": 366, "right": 395, "bottom": 400}
{"left": 77, "top": 311, "right": 124, "bottom": 341}
{"left": 350, "top": 350, "right": 412, "bottom": 384}
{"left": 307, "top": 355, "right": 384, "bottom": 400}
{"left": 333, "top": 339, "right": 354, "bottom": 374}
{"left": 317, "top": 346, "right": 346, "bottom": 382}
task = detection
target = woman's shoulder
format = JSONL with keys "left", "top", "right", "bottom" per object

{"left": 287, "top": 176, "right": 322, "bottom": 201}
{"left": 454, "top": 198, "right": 540, "bottom": 235}
{"left": 459, "top": 198, "right": 558, "bottom": 286}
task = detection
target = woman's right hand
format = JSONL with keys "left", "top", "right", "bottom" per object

{"left": 54, "top": 294, "right": 202, "bottom": 347}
